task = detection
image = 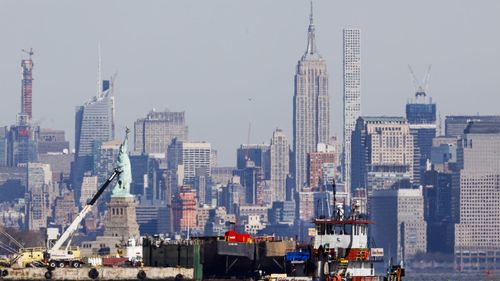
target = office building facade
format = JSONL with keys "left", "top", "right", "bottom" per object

{"left": 134, "top": 110, "right": 188, "bottom": 156}
{"left": 454, "top": 121, "right": 500, "bottom": 271}
{"left": 293, "top": 4, "right": 329, "bottom": 191}
{"left": 351, "top": 117, "right": 415, "bottom": 192}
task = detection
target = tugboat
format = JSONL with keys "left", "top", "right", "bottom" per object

{"left": 310, "top": 183, "right": 404, "bottom": 281}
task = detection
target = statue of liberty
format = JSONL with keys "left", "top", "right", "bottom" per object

{"left": 111, "top": 128, "right": 133, "bottom": 197}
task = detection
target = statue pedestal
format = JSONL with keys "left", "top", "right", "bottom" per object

{"left": 103, "top": 196, "right": 140, "bottom": 240}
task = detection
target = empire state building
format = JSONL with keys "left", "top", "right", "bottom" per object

{"left": 293, "top": 3, "right": 329, "bottom": 191}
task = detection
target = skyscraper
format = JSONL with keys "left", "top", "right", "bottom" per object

{"left": 293, "top": 3, "right": 329, "bottom": 191}
{"left": 351, "top": 117, "right": 415, "bottom": 192}
{"left": 7, "top": 49, "right": 39, "bottom": 167}
{"left": 342, "top": 28, "right": 361, "bottom": 197}
{"left": 406, "top": 71, "right": 437, "bottom": 186}
{"left": 134, "top": 110, "right": 188, "bottom": 156}
{"left": 73, "top": 78, "right": 115, "bottom": 198}
{"left": 454, "top": 121, "right": 500, "bottom": 271}
{"left": 75, "top": 80, "right": 115, "bottom": 159}
{"left": 21, "top": 48, "right": 34, "bottom": 121}
{"left": 270, "top": 129, "right": 290, "bottom": 202}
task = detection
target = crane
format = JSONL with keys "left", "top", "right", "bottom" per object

{"left": 21, "top": 48, "right": 34, "bottom": 60}
{"left": 44, "top": 168, "right": 121, "bottom": 268}
{"left": 408, "top": 65, "right": 431, "bottom": 98}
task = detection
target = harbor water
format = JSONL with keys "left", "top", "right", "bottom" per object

{"left": 405, "top": 272, "right": 499, "bottom": 281}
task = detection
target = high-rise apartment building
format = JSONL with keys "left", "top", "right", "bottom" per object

{"left": 308, "top": 143, "right": 337, "bottom": 189}
{"left": 370, "top": 188, "right": 427, "bottom": 264}
{"left": 454, "top": 121, "right": 500, "bottom": 271}
{"left": 7, "top": 50, "right": 39, "bottom": 167}
{"left": 293, "top": 4, "right": 329, "bottom": 191}
{"left": 134, "top": 110, "right": 188, "bottom": 156}
{"left": 342, "top": 28, "right": 361, "bottom": 197}
{"left": 21, "top": 48, "right": 34, "bottom": 121}
{"left": 351, "top": 117, "right": 415, "bottom": 192}
{"left": 167, "top": 139, "right": 212, "bottom": 184}
{"left": 270, "top": 129, "right": 290, "bottom": 202}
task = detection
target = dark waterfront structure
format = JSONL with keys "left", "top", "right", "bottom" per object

{"left": 423, "top": 167, "right": 454, "bottom": 254}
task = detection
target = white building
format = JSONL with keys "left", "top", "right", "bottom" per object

{"left": 244, "top": 215, "right": 266, "bottom": 235}
{"left": 270, "top": 129, "right": 289, "bottom": 202}
{"left": 342, "top": 28, "right": 361, "bottom": 195}
{"left": 167, "top": 139, "right": 212, "bottom": 184}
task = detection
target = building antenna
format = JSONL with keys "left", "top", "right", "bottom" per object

{"left": 438, "top": 112, "right": 443, "bottom": 136}
{"left": 97, "top": 42, "right": 102, "bottom": 99}
{"left": 110, "top": 72, "right": 118, "bottom": 140}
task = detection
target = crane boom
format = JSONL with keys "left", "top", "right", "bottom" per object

{"left": 49, "top": 169, "right": 121, "bottom": 252}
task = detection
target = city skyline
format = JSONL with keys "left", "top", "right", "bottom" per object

{"left": 1, "top": 1, "right": 500, "bottom": 166}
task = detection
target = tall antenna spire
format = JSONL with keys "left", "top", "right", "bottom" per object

{"left": 310, "top": 0, "right": 314, "bottom": 26}
{"left": 304, "top": 0, "right": 318, "bottom": 57}
{"left": 97, "top": 42, "right": 102, "bottom": 99}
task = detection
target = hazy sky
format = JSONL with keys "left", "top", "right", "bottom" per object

{"left": 1, "top": 0, "right": 499, "bottom": 166}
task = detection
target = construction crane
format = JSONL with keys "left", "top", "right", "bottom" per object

{"left": 43, "top": 168, "right": 121, "bottom": 268}
{"left": 21, "top": 48, "right": 34, "bottom": 59}
{"left": 408, "top": 65, "right": 431, "bottom": 98}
